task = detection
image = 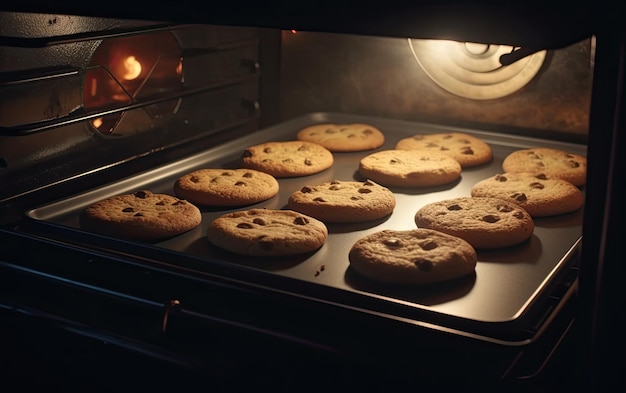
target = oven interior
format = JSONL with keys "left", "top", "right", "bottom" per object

{"left": 1, "top": 6, "right": 617, "bottom": 391}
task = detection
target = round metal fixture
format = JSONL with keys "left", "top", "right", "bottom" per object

{"left": 408, "top": 39, "right": 546, "bottom": 100}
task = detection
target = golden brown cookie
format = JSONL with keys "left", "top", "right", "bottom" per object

{"left": 471, "top": 172, "right": 584, "bottom": 217}
{"left": 501, "top": 147, "right": 587, "bottom": 186}
{"left": 79, "top": 190, "right": 202, "bottom": 241}
{"left": 414, "top": 196, "right": 534, "bottom": 249}
{"left": 296, "top": 123, "right": 385, "bottom": 152}
{"left": 358, "top": 149, "right": 462, "bottom": 187}
{"left": 174, "top": 168, "right": 279, "bottom": 206}
{"left": 206, "top": 208, "right": 328, "bottom": 256}
{"left": 348, "top": 228, "right": 477, "bottom": 285}
{"left": 287, "top": 179, "right": 396, "bottom": 223}
{"left": 395, "top": 132, "right": 493, "bottom": 168}
{"left": 241, "top": 140, "right": 334, "bottom": 178}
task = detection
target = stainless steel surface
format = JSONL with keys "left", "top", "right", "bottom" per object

{"left": 25, "top": 112, "right": 585, "bottom": 341}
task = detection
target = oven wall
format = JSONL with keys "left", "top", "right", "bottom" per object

{"left": 276, "top": 30, "right": 593, "bottom": 142}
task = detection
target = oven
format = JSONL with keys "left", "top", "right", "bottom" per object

{"left": 1, "top": 2, "right": 624, "bottom": 392}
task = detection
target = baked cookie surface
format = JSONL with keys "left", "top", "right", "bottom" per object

{"left": 414, "top": 196, "right": 534, "bottom": 249}
{"left": 395, "top": 132, "right": 493, "bottom": 168}
{"left": 79, "top": 190, "right": 202, "bottom": 241}
{"left": 287, "top": 179, "right": 396, "bottom": 223}
{"left": 174, "top": 168, "right": 279, "bottom": 206}
{"left": 471, "top": 172, "right": 584, "bottom": 217}
{"left": 501, "top": 147, "right": 587, "bottom": 186}
{"left": 241, "top": 140, "right": 334, "bottom": 178}
{"left": 207, "top": 208, "right": 328, "bottom": 256}
{"left": 296, "top": 123, "right": 385, "bottom": 152}
{"left": 358, "top": 149, "right": 462, "bottom": 187}
{"left": 348, "top": 228, "right": 477, "bottom": 285}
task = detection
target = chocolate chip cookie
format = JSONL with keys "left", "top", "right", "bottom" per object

{"left": 287, "top": 179, "right": 396, "bottom": 223}
{"left": 79, "top": 190, "right": 202, "bottom": 241}
{"left": 206, "top": 208, "right": 328, "bottom": 256}
{"left": 395, "top": 132, "right": 493, "bottom": 168}
{"left": 471, "top": 172, "right": 584, "bottom": 217}
{"left": 296, "top": 123, "right": 385, "bottom": 152}
{"left": 241, "top": 140, "right": 334, "bottom": 178}
{"left": 348, "top": 228, "right": 477, "bottom": 285}
{"left": 501, "top": 147, "right": 587, "bottom": 186}
{"left": 174, "top": 168, "right": 279, "bottom": 206}
{"left": 414, "top": 196, "right": 534, "bottom": 249}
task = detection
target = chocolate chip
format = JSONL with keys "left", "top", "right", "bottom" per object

{"left": 313, "top": 197, "right": 326, "bottom": 202}
{"left": 568, "top": 160, "right": 580, "bottom": 168}
{"left": 235, "top": 181, "right": 246, "bottom": 186}
{"left": 133, "top": 212, "right": 143, "bottom": 217}
{"left": 301, "top": 186, "right": 313, "bottom": 193}
{"left": 243, "top": 172, "right": 253, "bottom": 178}
{"left": 350, "top": 196, "right": 364, "bottom": 200}
{"left": 363, "top": 129, "right": 373, "bottom": 135}
{"left": 297, "top": 145, "right": 308, "bottom": 151}
{"left": 263, "top": 147, "right": 272, "bottom": 154}
{"left": 294, "top": 216, "right": 309, "bottom": 225}
{"left": 329, "top": 185, "right": 340, "bottom": 190}
{"left": 363, "top": 180, "right": 375, "bottom": 186}
{"left": 242, "top": 149, "right": 253, "bottom": 158}
{"left": 236, "top": 223, "right": 254, "bottom": 229}
{"left": 347, "top": 134, "right": 356, "bottom": 139}
{"left": 252, "top": 218, "right": 266, "bottom": 225}
{"left": 358, "top": 188, "right": 372, "bottom": 194}
{"left": 530, "top": 182, "right": 544, "bottom": 189}
{"left": 330, "top": 180, "right": 340, "bottom": 185}
{"left": 304, "top": 159, "right": 312, "bottom": 166}
{"left": 190, "top": 175, "right": 200, "bottom": 183}
{"left": 134, "top": 190, "right": 149, "bottom": 198}
{"left": 511, "top": 192, "right": 527, "bottom": 202}
{"left": 419, "top": 240, "right": 438, "bottom": 250}
{"left": 172, "top": 200, "right": 186, "bottom": 206}
{"left": 482, "top": 214, "right": 501, "bottom": 223}
{"left": 447, "top": 204, "right": 463, "bottom": 211}
{"left": 324, "top": 129, "right": 337, "bottom": 134}
{"left": 222, "top": 171, "right": 233, "bottom": 176}
{"left": 513, "top": 211, "right": 525, "bottom": 219}
{"left": 495, "top": 174, "right": 508, "bottom": 182}
{"left": 535, "top": 173, "right": 548, "bottom": 180}
{"left": 497, "top": 204, "right": 514, "bottom": 213}
{"left": 383, "top": 238, "right": 403, "bottom": 248}
{"left": 415, "top": 259, "right": 433, "bottom": 272}
{"left": 460, "top": 146, "right": 474, "bottom": 155}
{"left": 122, "top": 207, "right": 134, "bottom": 213}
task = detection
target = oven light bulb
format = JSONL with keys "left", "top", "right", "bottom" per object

{"left": 122, "top": 56, "right": 142, "bottom": 80}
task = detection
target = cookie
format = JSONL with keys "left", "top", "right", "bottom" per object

{"left": 471, "top": 172, "right": 584, "bottom": 217}
{"left": 501, "top": 147, "right": 587, "bottom": 186}
{"left": 206, "top": 208, "right": 328, "bottom": 256}
{"left": 414, "top": 196, "right": 534, "bottom": 249}
{"left": 296, "top": 123, "right": 385, "bottom": 152}
{"left": 241, "top": 140, "right": 334, "bottom": 178}
{"left": 395, "top": 132, "right": 493, "bottom": 168}
{"left": 358, "top": 149, "right": 462, "bottom": 187}
{"left": 79, "top": 190, "right": 202, "bottom": 241}
{"left": 348, "top": 228, "right": 477, "bottom": 285}
{"left": 174, "top": 168, "right": 279, "bottom": 207}
{"left": 287, "top": 179, "right": 396, "bottom": 223}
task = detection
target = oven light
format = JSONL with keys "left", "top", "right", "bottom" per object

{"left": 92, "top": 117, "right": 103, "bottom": 129}
{"left": 121, "top": 55, "right": 142, "bottom": 81}
{"left": 408, "top": 38, "right": 546, "bottom": 100}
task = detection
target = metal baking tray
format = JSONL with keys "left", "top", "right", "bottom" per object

{"left": 25, "top": 112, "right": 585, "bottom": 343}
